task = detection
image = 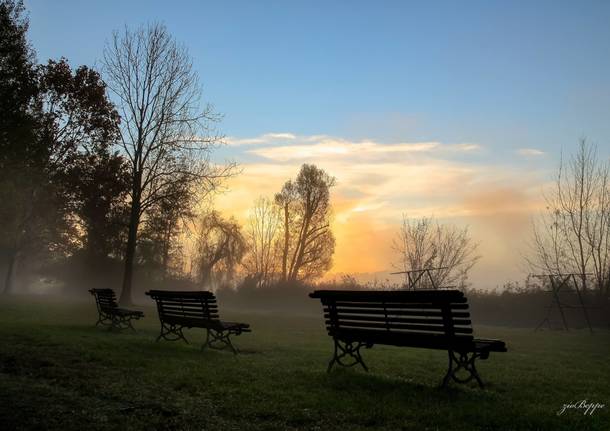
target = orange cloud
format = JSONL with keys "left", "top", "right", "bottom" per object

{"left": 210, "top": 133, "right": 550, "bottom": 287}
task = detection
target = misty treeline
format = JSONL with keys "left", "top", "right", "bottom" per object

{"left": 0, "top": 1, "right": 339, "bottom": 301}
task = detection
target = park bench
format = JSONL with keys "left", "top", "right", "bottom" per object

{"left": 145, "top": 290, "right": 250, "bottom": 354}
{"left": 309, "top": 289, "right": 507, "bottom": 388}
{"left": 89, "top": 288, "right": 144, "bottom": 331}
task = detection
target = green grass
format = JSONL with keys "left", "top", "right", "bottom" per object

{"left": 0, "top": 296, "right": 608, "bottom": 430}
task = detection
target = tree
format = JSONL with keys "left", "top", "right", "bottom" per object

{"left": 1, "top": 3, "right": 120, "bottom": 294}
{"left": 139, "top": 178, "right": 194, "bottom": 281}
{"left": 528, "top": 139, "right": 610, "bottom": 296}
{"left": 193, "top": 211, "right": 246, "bottom": 289}
{"left": 243, "top": 196, "right": 281, "bottom": 288}
{"left": 392, "top": 215, "right": 479, "bottom": 289}
{"left": 62, "top": 146, "right": 130, "bottom": 264}
{"left": 102, "top": 23, "right": 234, "bottom": 304}
{"left": 275, "top": 164, "right": 336, "bottom": 282}
{"left": 0, "top": 0, "right": 38, "bottom": 161}
{"left": 0, "top": 0, "right": 41, "bottom": 293}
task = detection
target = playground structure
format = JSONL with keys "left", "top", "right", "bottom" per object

{"left": 533, "top": 273, "right": 594, "bottom": 333}
{"left": 390, "top": 267, "right": 454, "bottom": 290}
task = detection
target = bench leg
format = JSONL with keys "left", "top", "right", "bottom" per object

{"left": 442, "top": 350, "right": 484, "bottom": 389}
{"left": 156, "top": 322, "right": 189, "bottom": 344}
{"left": 96, "top": 312, "right": 113, "bottom": 327}
{"left": 202, "top": 329, "right": 239, "bottom": 354}
{"left": 108, "top": 314, "right": 138, "bottom": 332}
{"left": 327, "top": 338, "right": 369, "bottom": 373}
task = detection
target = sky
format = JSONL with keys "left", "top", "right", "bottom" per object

{"left": 26, "top": 0, "right": 610, "bottom": 288}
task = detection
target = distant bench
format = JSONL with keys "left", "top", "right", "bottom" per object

{"left": 89, "top": 288, "right": 144, "bottom": 331}
{"left": 146, "top": 290, "right": 250, "bottom": 354}
{"left": 309, "top": 289, "right": 507, "bottom": 388}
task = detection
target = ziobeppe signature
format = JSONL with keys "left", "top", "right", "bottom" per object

{"left": 557, "top": 400, "right": 605, "bottom": 416}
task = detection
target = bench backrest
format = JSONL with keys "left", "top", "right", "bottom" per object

{"left": 309, "top": 289, "right": 474, "bottom": 348}
{"left": 145, "top": 290, "right": 219, "bottom": 322}
{"left": 89, "top": 288, "right": 119, "bottom": 313}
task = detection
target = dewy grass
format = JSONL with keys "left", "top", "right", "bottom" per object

{"left": 0, "top": 296, "right": 608, "bottom": 430}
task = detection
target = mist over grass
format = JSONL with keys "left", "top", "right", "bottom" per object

{"left": 7, "top": 258, "right": 610, "bottom": 330}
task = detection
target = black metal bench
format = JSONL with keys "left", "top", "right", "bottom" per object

{"left": 145, "top": 290, "right": 251, "bottom": 354}
{"left": 89, "top": 288, "right": 144, "bottom": 331}
{"left": 309, "top": 289, "right": 507, "bottom": 388}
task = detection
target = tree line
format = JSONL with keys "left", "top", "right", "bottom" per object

{"left": 2, "top": 1, "right": 608, "bottom": 303}
{"left": 0, "top": 1, "right": 337, "bottom": 303}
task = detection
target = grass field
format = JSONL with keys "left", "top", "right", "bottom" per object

{"left": 0, "top": 296, "right": 608, "bottom": 431}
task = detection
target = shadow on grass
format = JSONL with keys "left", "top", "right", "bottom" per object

{"left": 323, "top": 367, "right": 494, "bottom": 401}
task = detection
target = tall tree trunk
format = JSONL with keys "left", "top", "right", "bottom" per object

{"left": 3, "top": 249, "right": 19, "bottom": 294}
{"left": 161, "top": 221, "right": 171, "bottom": 283}
{"left": 120, "top": 196, "right": 141, "bottom": 305}
{"left": 281, "top": 204, "right": 289, "bottom": 282}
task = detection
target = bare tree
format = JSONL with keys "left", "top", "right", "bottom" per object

{"left": 103, "top": 23, "right": 234, "bottom": 303}
{"left": 193, "top": 211, "right": 246, "bottom": 289}
{"left": 392, "top": 215, "right": 479, "bottom": 289}
{"left": 275, "top": 164, "right": 336, "bottom": 282}
{"left": 528, "top": 139, "right": 610, "bottom": 296}
{"left": 243, "top": 196, "right": 281, "bottom": 288}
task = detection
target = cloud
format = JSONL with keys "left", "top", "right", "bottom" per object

{"left": 516, "top": 148, "right": 545, "bottom": 157}
{"left": 225, "top": 132, "right": 296, "bottom": 146}
{"left": 244, "top": 134, "right": 480, "bottom": 162}
{"left": 213, "top": 132, "right": 549, "bottom": 286}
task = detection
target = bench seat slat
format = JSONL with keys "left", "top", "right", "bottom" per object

{"left": 147, "top": 290, "right": 215, "bottom": 298}
{"left": 323, "top": 301, "right": 468, "bottom": 310}
{"left": 326, "top": 320, "right": 474, "bottom": 334}
{"left": 159, "top": 305, "right": 218, "bottom": 313}
{"left": 323, "top": 314, "right": 472, "bottom": 326}
{"left": 312, "top": 290, "right": 466, "bottom": 301}
{"left": 155, "top": 300, "right": 218, "bottom": 307}
{"left": 323, "top": 310, "right": 470, "bottom": 320}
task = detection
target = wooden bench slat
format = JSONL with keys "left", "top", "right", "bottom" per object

{"left": 326, "top": 320, "right": 474, "bottom": 334}
{"left": 324, "top": 302, "right": 469, "bottom": 310}
{"left": 323, "top": 308, "right": 470, "bottom": 318}
{"left": 311, "top": 289, "right": 467, "bottom": 301}
{"left": 155, "top": 300, "right": 218, "bottom": 306}
{"left": 159, "top": 304, "right": 218, "bottom": 312}
{"left": 323, "top": 313, "right": 472, "bottom": 326}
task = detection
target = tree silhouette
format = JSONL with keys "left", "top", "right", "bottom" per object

{"left": 102, "top": 23, "right": 235, "bottom": 304}
{"left": 275, "top": 164, "right": 336, "bottom": 282}
{"left": 528, "top": 139, "right": 610, "bottom": 296}
{"left": 0, "top": 0, "right": 41, "bottom": 293}
{"left": 139, "top": 178, "right": 194, "bottom": 281}
{"left": 62, "top": 146, "right": 130, "bottom": 265}
{"left": 243, "top": 197, "right": 281, "bottom": 288}
{"left": 392, "top": 215, "right": 479, "bottom": 289}
{"left": 1, "top": 4, "right": 120, "bottom": 294}
{"left": 193, "top": 211, "right": 246, "bottom": 289}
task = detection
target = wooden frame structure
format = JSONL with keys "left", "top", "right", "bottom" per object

{"left": 390, "top": 266, "right": 452, "bottom": 290}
